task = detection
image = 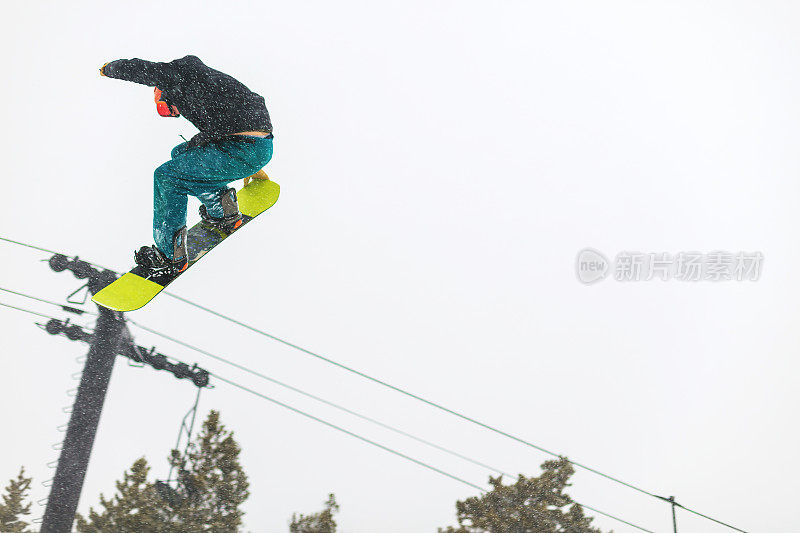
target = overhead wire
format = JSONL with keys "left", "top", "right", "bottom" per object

{"left": 0, "top": 301, "right": 62, "bottom": 321}
{"left": 211, "top": 371, "right": 487, "bottom": 492}
{"left": 576, "top": 503, "right": 656, "bottom": 533}
{"left": 128, "top": 318, "right": 656, "bottom": 533}
{"left": 0, "top": 297, "right": 195, "bottom": 374}
{"left": 0, "top": 235, "right": 751, "bottom": 533}
{"left": 0, "top": 288, "right": 652, "bottom": 532}
{"left": 3, "top": 276, "right": 528, "bottom": 489}
{"left": 0, "top": 286, "right": 95, "bottom": 316}
{"left": 0, "top": 235, "right": 114, "bottom": 272}
{"left": 128, "top": 318, "right": 509, "bottom": 476}
{"left": 0, "top": 236, "right": 60, "bottom": 255}
{"left": 0, "top": 281, "right": 510, "bottom": 489}
{"left": 164, "top": 283, "right": 750, "bottom": 533}
{"left": 163, "top": 290, "right": 660, "bottom": 496}
{"left": 211, "top": 370, "right": 641, "bottom": 533}
{"left": 674, "top": 503, "right": 748, "bottom": 533}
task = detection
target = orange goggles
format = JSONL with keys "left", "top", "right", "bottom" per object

{"left": 154, "top": 87, "right": 180, "bottom": 117}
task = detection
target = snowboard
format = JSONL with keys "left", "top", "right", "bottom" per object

{"left": 92, "top": 177, "right": 280, "bottom": 312}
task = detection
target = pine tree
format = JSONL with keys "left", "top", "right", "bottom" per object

{"left": 169, "top": 410, "right": 250, "bottom": 532}
{"left": 75, "top": 458, "right": 169, "bottom": 533}
{"left": 0, "top": 467, "right": 33, "bottom": 533}
{"left": 289, "top": 494, "right": 339, "bottom": 533}
{"left": 439, "top": 458, "right": 610, "bottom": 533}
{"left": 77, "top": 410, "right": 249, "bottom": 533}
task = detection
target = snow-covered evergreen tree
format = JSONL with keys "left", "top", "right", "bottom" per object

{"left": 290, "top": 494, "right": 339, "bottom": 533}
{"left": 0, "top": 467, "right": 34, "bottom": 533}
{"left": 77, "top": 410, "right": 249, "bottom": 533}
{"left": 439, "top": 458, "right": 610, "bottom": 533}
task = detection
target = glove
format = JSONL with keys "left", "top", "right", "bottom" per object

{"left": 99, "top": 62, "right": 110, "bottom": 77}
{"left": 244, "top": 169, "right": 270, "bottom": 187}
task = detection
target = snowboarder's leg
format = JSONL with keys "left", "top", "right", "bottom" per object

{"left": 150, "top": 136, "right": 273, "bottom": 258}
{"left": 189, "top": 137, "right": 273, "bottom": 219}
{"left": 198, "top": 187, "right": 243, "bottom": 232}
{"left": 152, "top": 166, "right": 194, "bottom": 260}
{"left": 133, "top": 226, "right": 187, "bottom": 284}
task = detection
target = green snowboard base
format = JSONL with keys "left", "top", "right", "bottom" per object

{"left": 92, "top": 178, "right": 280, "bottom": 312}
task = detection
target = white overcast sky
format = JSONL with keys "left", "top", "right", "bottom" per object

{"left": 1, "top": 1, "right": 798, "bottom": 532}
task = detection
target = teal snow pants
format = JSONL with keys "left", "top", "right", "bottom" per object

{"left": 153, "top": 136, "right": 273, "bottom": 258}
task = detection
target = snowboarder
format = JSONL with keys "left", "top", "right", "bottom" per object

{"left": 99, "top": 55, "right": 273, "bottom": 283}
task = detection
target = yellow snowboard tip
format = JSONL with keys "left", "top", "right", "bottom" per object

{"left": 91, "top": 273, "right": 164, "bottom": 312}
{"left": 239, "top": 178, "right": 280, "bottom": 218}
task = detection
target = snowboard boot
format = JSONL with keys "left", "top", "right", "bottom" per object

{"left": 133, "top": 226, "right": 188, "bottom": 285}
{"left": 199, "top": 188, "right": 243, "bottom": 233}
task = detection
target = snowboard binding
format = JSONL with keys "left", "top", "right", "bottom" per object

{"left": 133, "top": 227, "right": 188, "bottom": 285}
{"left": 199, "top": 188, "right": 243, "bottom": 234}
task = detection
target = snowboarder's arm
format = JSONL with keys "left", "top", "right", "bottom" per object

{"left": 100, "top": 58, "right": 178, "bottom": 87}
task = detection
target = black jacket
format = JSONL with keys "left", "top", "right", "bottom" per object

{"left": 104, "top": 55, "right": 272, "bottom": 146}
